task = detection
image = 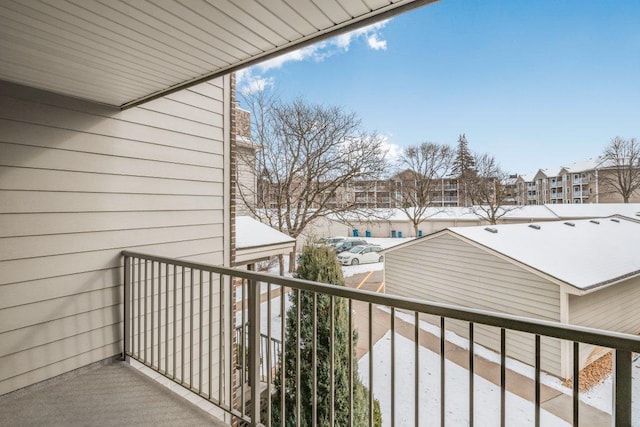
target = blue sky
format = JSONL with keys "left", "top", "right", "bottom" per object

{"left": 237, "top": 0, "right": 640, "bottom": 174}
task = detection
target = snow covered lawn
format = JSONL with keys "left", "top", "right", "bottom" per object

{"left": 358, "top": 332, "right": 569, "bottom": 426}
{"left": 382, "top": 309, "right": 640, "bottom": 424}
{"left": 341, "top": 261, "right": 384, "bottom": 277}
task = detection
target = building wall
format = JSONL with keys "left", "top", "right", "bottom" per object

{"left": 592, "top": 169, "right": 640, "bottom": 203}
{"left": 235, "top": 143, "right": 256, "bottom": 216}
{"left": 385, "top": 233, "right": 563, "bottom": 376}
{"left": 0, "top": 78, "right": 231, "bottom": 395}
{"left": 569, "top": 276, "right": 640, "bottom": 367}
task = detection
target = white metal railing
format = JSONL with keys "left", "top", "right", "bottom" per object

{"left": 122, "top": 251, "right": 639, "bottom": 426}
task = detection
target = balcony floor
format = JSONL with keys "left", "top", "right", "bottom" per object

{"left": 0, "top": 360, "right": 228, "bottom": 426}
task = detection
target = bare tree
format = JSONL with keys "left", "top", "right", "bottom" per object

{"left": 392, "top": 143, "right": 453, "bottom": 236}
{"left": 600, "top": 137, "right": 640, "bottom": 203}
{"left": 467, "top": 153, "right": 521, "bottom": 224}
{"left": 238, "top": 93, "right": 387, "bottom": 272}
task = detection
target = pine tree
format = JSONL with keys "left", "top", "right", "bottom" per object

{"left": 270, "top": 245, "right": 381, "bottom": 426}
{"left": 452, "top": 133, "right": 475, "bottom": 178}
{"left": 452, "top": 134, "right": 476, "bottom": 206}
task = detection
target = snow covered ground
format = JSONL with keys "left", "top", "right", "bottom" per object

{"left": 358, "top": 332, "right": 569, "bottom": 426}
{"left": 387, "top": 309, "right": 569, "bottom": 393}
{"left": 580, "top": 355, "right": 640, "bottom": 420}
{"left": 341, "top": 261, "right": 384, "bottom": 278}
{"left": 382, "top": 308, "right": 640, "bottom": 424}
{"left": 235, "top": 294, "right": 292, "bottom": 341}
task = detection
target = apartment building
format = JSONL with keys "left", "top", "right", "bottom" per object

{"left": 515, "top": 157, "right": 640, "bottom": 205}
{"left": 352, "top": 170, "right": 461, "bottom": 208}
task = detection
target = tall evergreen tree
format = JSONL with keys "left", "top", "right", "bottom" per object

{"left": 452, "top": 134, "right": 476, "bottom": 206}
{"left": 270, "top": 245, "right": 380, "bottom": 426}
{"left": 452, "top": 133, "right": 476, "bottom": 177}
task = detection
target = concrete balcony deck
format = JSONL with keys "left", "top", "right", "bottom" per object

{"left": 0, "top": 360, "right": 228, "bottom": 427}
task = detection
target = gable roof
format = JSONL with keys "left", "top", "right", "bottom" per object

{"left": 518, "top": 172, "right": 537, "bottom": 182}
{"left": 540, "top": 167, "right": 564, "bottom": 178}
{"left": 0, "top": 0, "right": 436, "bottom": 108}
{"left": 448, "top": 218, "right": 640, "bottom": 291}
{"left": 563, "top": 157, "right": 607, "bottom": 172}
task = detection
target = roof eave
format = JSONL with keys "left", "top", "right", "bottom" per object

{"left": 120, "top": 0, "right": 438, "bottom": 110}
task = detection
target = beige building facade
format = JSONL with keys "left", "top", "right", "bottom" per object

{"left": 516, "top": 158, "right": 640, "bottom": 205}
{"left": 0, "top": 77, "right": 233, "bottom": 396}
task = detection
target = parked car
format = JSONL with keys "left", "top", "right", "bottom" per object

{"left": 337, "top": 245, "right": 384, "bottom": 266}
{"left": 333, "top": 239, "right": 367, "bottom": 253}
{"left": 315, "top": 236, "right": 346, "bottom": 247}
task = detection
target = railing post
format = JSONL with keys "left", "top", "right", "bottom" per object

{"left": 613, "top": 349, "right": 632, "bottom": 427}
{"left": 247, "top": 264, "right": 261, "bottom": 426}
{"left": 122, "top": 254, "right": 129, "bottom": 361}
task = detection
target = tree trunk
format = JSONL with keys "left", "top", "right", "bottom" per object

{"left": 413, "top": 222, "right": 419, "bottom": 237}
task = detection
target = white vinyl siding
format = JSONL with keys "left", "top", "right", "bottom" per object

{"left": 385, "top": 233, "right": 563, "bottom": 376}
{"left": 0, "top": 79, "right": 230, "bottom": 395}
{"left": 569, "top": 276, "right": 640, "bottom": 367}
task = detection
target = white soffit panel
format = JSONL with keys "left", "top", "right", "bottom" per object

{"left": 0, "top": 0, "right": 436, "bottom": 108}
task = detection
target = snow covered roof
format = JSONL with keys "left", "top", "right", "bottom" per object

{"left": 518, "top": 172, "right": 536, "bottom": 182}
{"left": 540, "top": 167, "right": 564, "bottom": 178}
{"left": 333, "top": 205, "right": 640, "bottom": 226}
{"left": 562, "top": 157, "right": 607, "bottom": 172}
{"left": 545, "top": 203, "right": 640, "bottom": 220}
{"left": 235, "top": 216, "right": 295, "bottom": 266}
{"left": 500, "top": 205, "right": 558, "bottom": 220}
{"left": 449, "top": 218, "right": 640, "bottom": 291}
{"left": 236, "top": 216, "right": 295, "bottom": 249}
{"left": 333, "top": 206, "right": 563, "bottom": 223}
{"left": 333, "top": 207, "right": 484, "bottom": 222}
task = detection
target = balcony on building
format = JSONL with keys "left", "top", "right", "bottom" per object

{"left": 1, "top": 2, "right": 639, "bottom": 427}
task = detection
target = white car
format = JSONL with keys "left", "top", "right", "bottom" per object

{"left": 337, "top": 245, "right": 384, "bottom": 266}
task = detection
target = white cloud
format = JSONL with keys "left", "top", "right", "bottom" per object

{"left": 367, "top": 34, "right": 387, "bottom": 50}
{"left": 257, "top": 44, "right": 325, "bottom": 72}
{"left": 236, "top": 68, "right": 274, "bottom": 95}
{"left": 333, "top": 20, "right": 390, "bottom": 52}
{"left": 380, "top": 137, "right": 403, "bottom": 163}
{"left": 238, "top": 19, "right": 391, "bottom": 92}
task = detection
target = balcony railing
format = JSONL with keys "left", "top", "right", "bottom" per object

{"left": 236, "top": 324, "right": 282, "bottom": 383}
{"left": 122, "top": 251, "right": 639, "bottom": 426}
{"left": 433, "top": 196, "right": 459, "bottom": 203}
